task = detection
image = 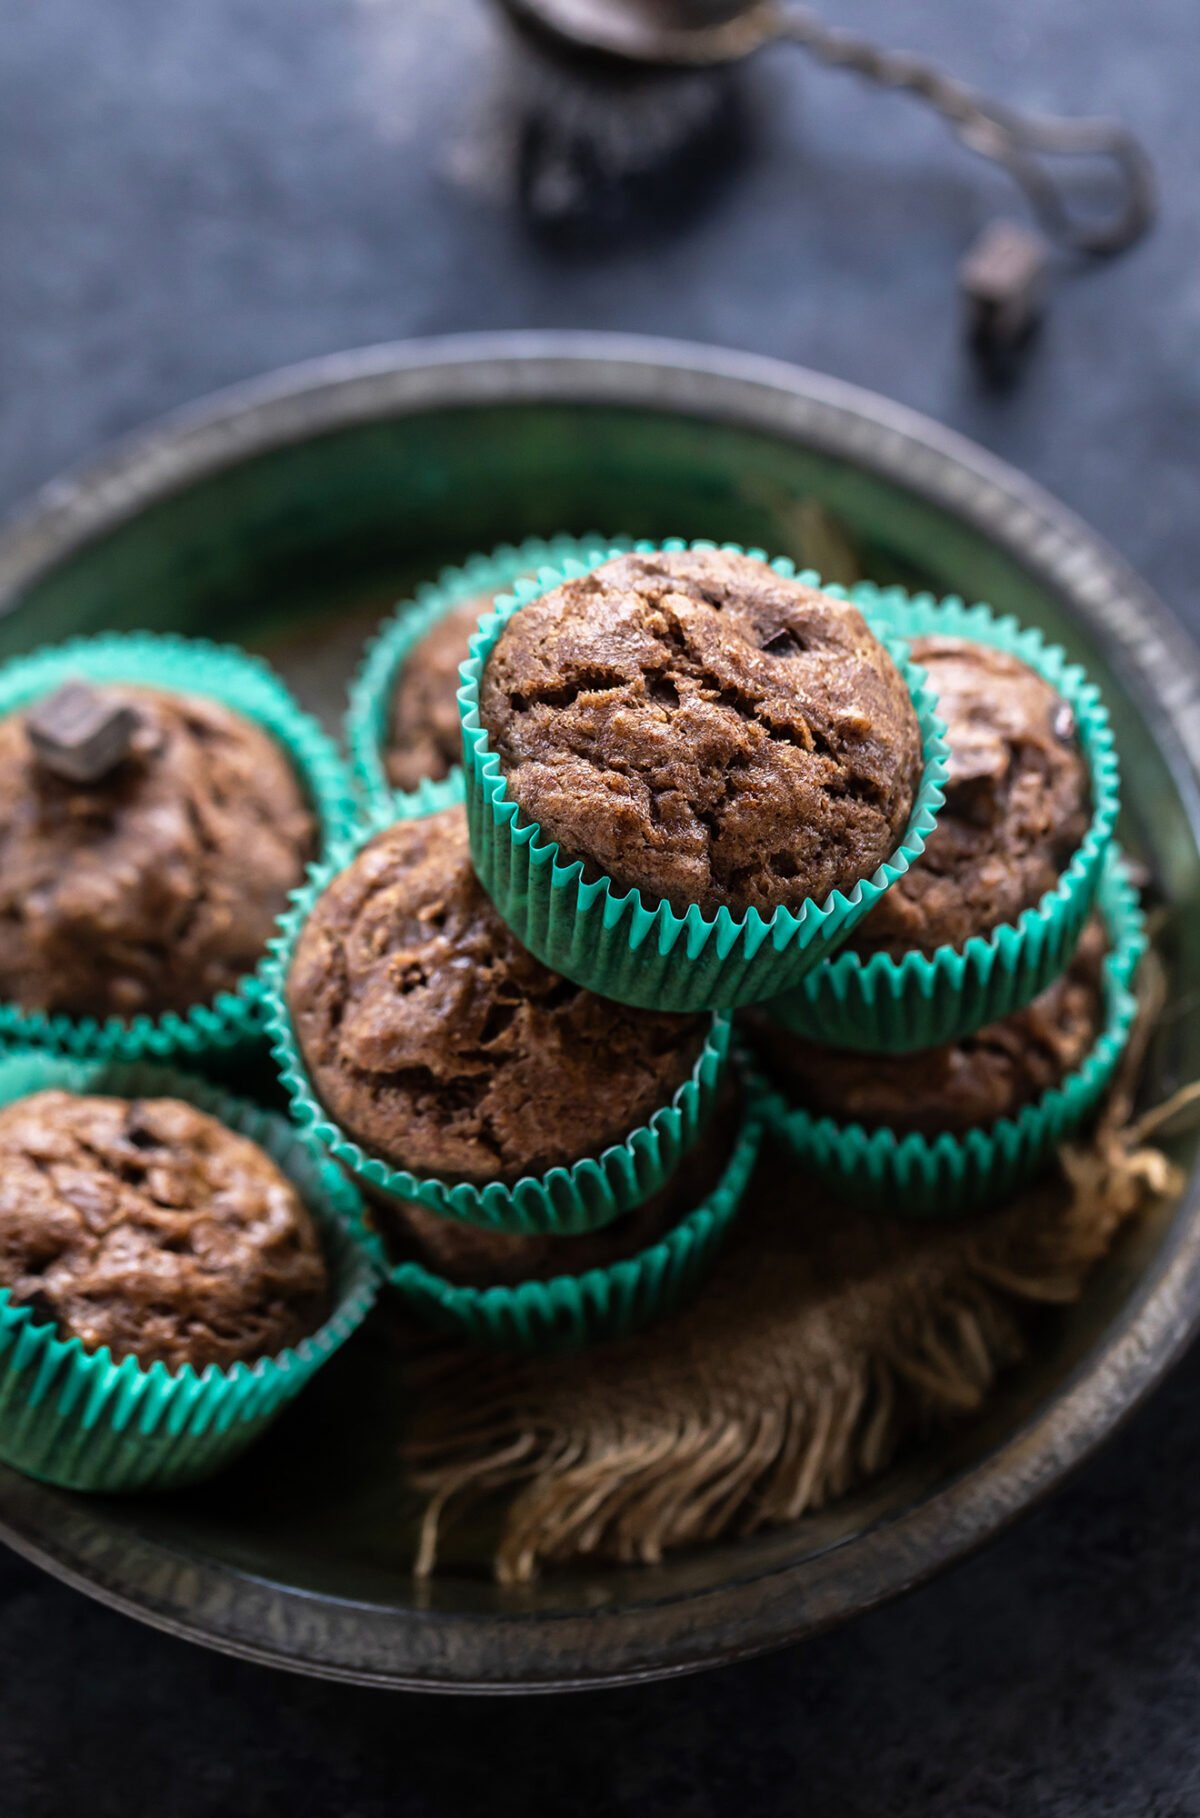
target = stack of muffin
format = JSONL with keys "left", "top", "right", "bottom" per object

{"left": 276, "top": 540, "right": 946, "bottom": 1356}
{"left": 0, "top": 538, "right": 1138, "bottom": 1495}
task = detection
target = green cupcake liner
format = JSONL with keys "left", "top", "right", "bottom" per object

{"left": 387, "top": 1092, "right": 764, "bottom": 1353}
{"left": 759, "top": 853, "right": 1146, "bottom": 1219}
{"left": 264, "top": 776, "right": 734, "bottom": 1237}
{"left": 0, "top": 1053, "right": 380, "bottom": 1492}
{"left": 346, "top": 534, "right": 633, "bottom": 817}
{"left": 767, "top": 588, "right": 1122, "bottom": 1053}
{"left": 0, "top": 633, "right": 357, "bottom": 1064}
{"left": 458, "top": 540, "right": 949, "bottom": 1014}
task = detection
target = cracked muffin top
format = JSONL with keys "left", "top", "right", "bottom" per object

{"left": 0, "top": 684, "right": 316, "bottom": 1020}
{"left": 476, "top": 548, "right": 924, "bottom": 918}
{"left": 0, "top": 1090, "right": 330, "bottom": 1370}
{"left": 285, "top": 805, "right": 708, "bottom": 1183}
{"left": 384, "top": 593, "right": 492, "bottom": 793}
{"left": 851, "top": 636, "right": 1091, "bottom": 959}
{"left": 756, "top": 916, "right": 1106, "bottom": 1137}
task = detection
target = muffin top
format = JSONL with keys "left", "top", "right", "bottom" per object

{"left": 286, "top": 804, "right": 708, "bottom": 1184}
{"left": 385, "top": 594, "right": 491, "bottom": 793}
{"left": 852, "top": 636, "right": 1091, "bottom": 959}
{"left": 477, "top": 548, "right": 923, "bottom": 918}
{"left": 0, "top": 1090, "right": 330, "bottom": 1370}
{"left": 758, "top": 918, "right": 1106, "bottom": 1138}
{"left": 0, "top": 684, "right": 316, "bottom": 1020}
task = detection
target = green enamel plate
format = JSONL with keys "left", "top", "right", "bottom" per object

{"left": 0, "top": 335, "right": 1196, "bottom": 1692}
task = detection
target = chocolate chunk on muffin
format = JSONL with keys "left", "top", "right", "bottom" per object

{"left": 758, "top": 917, "right": 1106, "bottom": 1137}
{"left": 385, "top": 594, "right": 492, "bottom": 792}
{"left": 477, "top": 547, "right": 924, "bottom": 918}
{"left": 0, "top": 1090, "right": 330, "bottom": 1369}
{"left": 286, "top": 803, "right": 709, "bottom": 1183}
{"left": 0, "top": 684, "right": 316, "bottom": 1019}
{"left": 852, "top": 636, "right": 1091, "bottom": 959}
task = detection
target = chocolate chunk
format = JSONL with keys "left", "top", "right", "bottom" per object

{"left": 123, "top": 1101, "right": 161, "bottom": 1150}
{"left": 26, "top": 681, "right": 138, "bottom": 784}
{"left": 1052, "top": 700, "right": 1077, "bottom": 744}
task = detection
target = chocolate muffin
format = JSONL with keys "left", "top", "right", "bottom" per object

{"left": 476, "top": 547, "right": 924, "bottom": 918}
{"left": 852, "top": 636, "right": 1091, "bottom": 959}
{"left": 0, "top": 684, "right": 316, "bottom": 1020}
{"left": 0, "top": 1090, "right": 331, "bottom": 1369}
{"left": 286, "top": 804, "right": 709, "bottom": 1184}
{"left": 373, "top": 1107, "right": 736, "bottom": 1287}
{"left": 385, "top": 594, "right": 492, "bottom": 792}
{"left": 758, "top": 917, "right": 1106, "bottom": 1138}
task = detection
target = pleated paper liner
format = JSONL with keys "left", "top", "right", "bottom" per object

{"left": 767, "top": 588, "right": 1121, "bottom": 1053}
{"left": 387, "top": 1090, "right": 764, "bottom": 1353}
{"left": 759, "top": 852, "right": 1146, "bottom": 1220}
{"left": 0, "top": 633, "right": 357, "bottom": 1064}
{"left": 458, "top": 540, "right": 949, "bottom": 1013}
{"left": 346, "top": 533, "right": 631, "bottom": 817}
{"left": 0, "top": 1053, "right": 380, "bottom": 1493}
{"left": 264, "top": 774, "right": 734, "bottom": 1237}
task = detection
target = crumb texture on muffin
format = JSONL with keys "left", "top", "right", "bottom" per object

{"left": 0, "top": 685, "right": 316, "bottom": 1019}
{"left": 385, "top": 594, "right": 493, "bottom": 791}
{"left": 758, "top": 917, "right": 1106, "bottom": 1137}
{"left": 852, "top": 636, "right": 1091, "bottom": 958}
{"left": 477, "top": 548, "right": 923, "bottom": 917}
{"left": 0, "top": 1090, "right": 330, "bottom": 1369}
{"left": 286, "top": 805, "right": 707, "bottom": 1184}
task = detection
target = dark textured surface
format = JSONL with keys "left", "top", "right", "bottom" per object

{"left": 2, "top": 1, "right": 1198, "bottom": 1811}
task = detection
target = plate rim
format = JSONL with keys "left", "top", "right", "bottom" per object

{"left": 1, "top": 329, "right": 1199, "bottom": 1693}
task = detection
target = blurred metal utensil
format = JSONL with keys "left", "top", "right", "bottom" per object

{"left": 500, "top": 0, "right": 1156, "bottom": 255}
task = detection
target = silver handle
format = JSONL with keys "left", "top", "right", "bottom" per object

{"left": 773, "top": 3, "right": 1156, "bottom": 255}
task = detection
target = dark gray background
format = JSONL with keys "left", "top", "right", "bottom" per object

{"left": 2, "top": 2, "right": 1198, "bottom": 1812}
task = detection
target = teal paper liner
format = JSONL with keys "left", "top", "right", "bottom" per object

{"left": 387, "top": 1091, "right": 764, "bottom": 1352}
{"left": 768, "top": 587, "right": 1121, "bottom": 1052}
{"left": 0, "top": 1053, "right": 380, "bottom": 1492}
{"left": 458, "top": 540, "right": 949, "bottom": 1014}
{"left": 0, "top": 634, "right": 357, "bottom": 1063}
{"left": 346, "top": 534, "right": 631, "bottom": 816}
{"left": 264, "top": 775, "right": 734, "bottom": 1236}
{"left": 759, "top": 853, "right": 1146, "bottom": 1219}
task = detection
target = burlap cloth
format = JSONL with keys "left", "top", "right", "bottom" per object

{"left": 396, "top": 963, "right": 1197, "bottom": 1584}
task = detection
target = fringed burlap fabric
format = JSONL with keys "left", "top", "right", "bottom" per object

{"left": 399, "top": 974, "right": 1197, "bottom": 1584}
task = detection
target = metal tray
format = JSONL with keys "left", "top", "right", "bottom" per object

{"left": 0, "top": 332, "right": 1197, "bottom": 1693}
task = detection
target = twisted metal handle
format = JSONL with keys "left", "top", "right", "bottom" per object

{"left": 774, "top": 3, "right": 1155, "bottom": 255}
